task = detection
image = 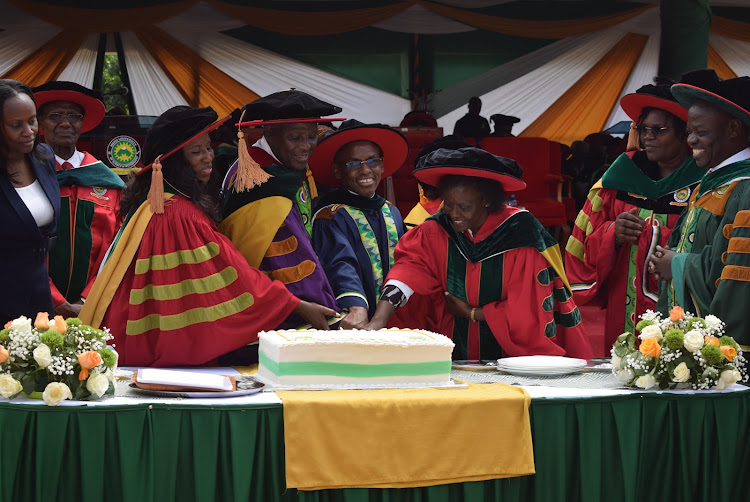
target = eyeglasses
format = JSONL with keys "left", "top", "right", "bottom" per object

{"left": 46, "top": 113, "right": 84, "bottom": 124}
{"left": 638, "top": 125, "right": 670, "bottom": 138}
{"left": 343, "top": 158, "right": 383, "bottom": 170}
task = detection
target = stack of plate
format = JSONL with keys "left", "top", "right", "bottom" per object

{"left": 497, "top": 355, "right": 587, "bottom": 376}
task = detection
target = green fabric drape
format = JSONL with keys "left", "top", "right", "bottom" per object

{"left": 1, "top": 390, "right": 748, "bottom": 501}
{"left": 659, "top": 0, "right": 712, "bottom": 81}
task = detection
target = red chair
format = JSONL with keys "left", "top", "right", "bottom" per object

{"left": 478, "top": 137, "right": 567, "bottom": 228}
{"left": 549, "top": 141, "right": 577, "bottom": 223}
{"left": 387, "top": 127, "right": 443, "bottom": 214}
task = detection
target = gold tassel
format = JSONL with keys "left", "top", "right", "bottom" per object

{"left": 306, "top": 167, "right": 318, "bottom": 199}
{"left": 626, "top": 121, "right": 640, "bottom": 152}
{"left": 147, "top": 155, "right": 165, "bottom": 214}
{"left": 232, "top": 109, "right": 272, "bottom": 192}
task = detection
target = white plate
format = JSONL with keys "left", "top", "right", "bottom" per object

{"left": 497, "top": 356, "right": 587, "bottom": 376}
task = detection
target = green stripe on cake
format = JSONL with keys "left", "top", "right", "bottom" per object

{"left": 259, "top": 351, "right": 450, "bottom": 377}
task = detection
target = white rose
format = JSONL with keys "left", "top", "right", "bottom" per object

{"left": 639, "top": 324, "right": 663, "bottom": 341}
{"left": 719, "top": 369, "right": 741, "bottom": 388}
{"left": 42, "top": 382, "right": 72, "bottom": 406}
{"left": 617, "top": 368, "right": 635, "bottom": 384}
{"left": 672, "top": 362, "right": 690, "bottom": 383}
{"left": 86, "top": 372, "right": 110, "bottom": 398}
{"left": 683, "top": 330, "right": 705, "bottom": 352}
{"left": 33, "top": 344, "right": 53, "bottom": 368}
{"left": 611, "top": 354, "right": 622, "bottom": 369}
{"left": 0, "top": 374, "right": 23, "bottom": 398}
{"left": 9, "top": 316, "right": 32, "bottom": 334}
{"left": 635, "top": 374, "right": 657, "bottom": 389}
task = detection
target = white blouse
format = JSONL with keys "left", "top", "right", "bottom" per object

{"left": 15, "top": 180, "right": 54, "bottom": 227}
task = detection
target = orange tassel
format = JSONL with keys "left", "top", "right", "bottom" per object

{"left": 232, "top": 109, "right": 272, "bottom": 192}
{"left": 626, "top": 121, "right": 640, "bottom": 152}
{"left": 148, "top": 155, "right": 165, "bottom": 214}
{"left": 306, "top": 167, "right": 318, "bottom": 199}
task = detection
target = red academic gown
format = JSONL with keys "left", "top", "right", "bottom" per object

{"left": 389, "top": 207, "right": 592, "bottom": 360}
{"left": 49, "top": 152, "right": 124, "bottom": 306}
{"left": 84, "top": 196, "right": 299, "bottom": 367}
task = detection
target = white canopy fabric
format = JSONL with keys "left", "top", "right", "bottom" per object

{"left": 57, "top": 33, "right": 100, "bottom": 88}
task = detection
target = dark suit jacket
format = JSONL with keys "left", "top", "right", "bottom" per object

{"left": 0, "top": 144, "right": 60, "bottom": 321}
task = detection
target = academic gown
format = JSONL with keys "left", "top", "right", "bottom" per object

{"left": 657, "top": 159, "right": 750, "bottom": 347}
{"left": 404, "top": 197, "right": 442, "bottom": 229}
{"left": 565, "top": 151, "right": 703, "bottom": 346}
{"left": 388, "top": 207, "right": 593, "bottom": 360}
{"left": 79, "top": 194, "right": 299, "bottom": 367}
{"left": 0, "top": 145, "right": 60, "bottom": 321}
{"left": 312, "top": 189, "right": 405, "bottom": 318}
{"left": 219, "top": 147, "right": 339, "bottom": 328}
{"left": 49, "top": 152, "right": 124, "bottom": 306}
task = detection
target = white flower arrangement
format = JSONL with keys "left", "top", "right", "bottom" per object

{"left": 611, "top": 307, "right": 748, "bottom": 390}
{"left": 0, "top": 313, "right": 117, "bottom": 406}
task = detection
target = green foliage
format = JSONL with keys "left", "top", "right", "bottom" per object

{"left": 102, "top": 54, "right": 129, "bottom": 113}
{"left": 664, "top": 329, "right": 684, "bottom": 350}
{"left": 100, "top": 348, "right": 117, "bottom": 369}
{"left": 719, "top": 336, "right": 739, "bottom": 350}
{"left": 39, "top": 329, "right": 65, "bottom": 349}
{"left": 635, "top": 319, "right": 654, "bottom": 332}
{"left": 687, "top": 317, "right": 706, "bottom": 330}
{"left": 0, "top": 328, "right": 9, "bottom": 343}
{"left": 66, "top": 318, "right": 83, "bottom": 327}
{"left": 701, "top": 344, "right": 723, "bottom": 366}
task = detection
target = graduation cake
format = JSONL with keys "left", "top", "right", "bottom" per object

{"left": 257, "top": 328, "right": 455, "bottom": 388}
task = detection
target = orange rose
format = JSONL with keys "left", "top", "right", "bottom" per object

{"left": 3, "top": 321, "right": 11, "bottom": 329}
{"left": 639, "top": 337, "right": 662, "bottom": 358}
{"left": 0, "top": 345, "right": 8, "bottom": 364}
{"left": 53, "top": 315, "right": 67, "bottom": 334}
{"left": 669, "top": 306, "right": 685, "bottom": 322}
{"left": 77, "top": 351, "right": 103, "bottom": 381}
{"left": 705, "top": 335, "right": 720, "bottom": 346}
{"left": 34, "top": 312, "right": 50, "bottom": 330}
{"left": 721, "top": 345, "right": 737, "bottom": 361}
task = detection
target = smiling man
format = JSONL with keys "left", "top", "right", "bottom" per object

{"left": 309, "top": 120, "right": 409, "bottom": 329}
{"left": 648, "top": 70, "right": 750, "bottom": 347}
{"left": 33, "top": 81, "right": 124, "bottom": 318}
{"left": 219, "top": 90, "right": 343, "bottom": 330}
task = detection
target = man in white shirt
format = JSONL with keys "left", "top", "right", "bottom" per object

{"left": 649, "top": 70, "right": 750, "bottom": 348}
{"left": 33, "top": 81, "right": 125, "bottom": 317}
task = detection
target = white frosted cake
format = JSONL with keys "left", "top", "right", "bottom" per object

{"left": 257, "top": 328, "right": 455, "bottom": 388}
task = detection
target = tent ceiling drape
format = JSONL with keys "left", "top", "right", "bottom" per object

{"left": 0, "top": 0, "right": 748, "bottom": 146}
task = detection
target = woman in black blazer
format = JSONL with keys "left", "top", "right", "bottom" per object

{"left": 0, "top": 79, "right": 60, "bottom": 322}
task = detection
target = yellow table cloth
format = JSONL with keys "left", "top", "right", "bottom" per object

{"left": 276, "top": 382, "right": 534, "bottom": 490}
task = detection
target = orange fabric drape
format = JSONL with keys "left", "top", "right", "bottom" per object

{"left": 421, "top": 2, "right": 653, "bottom": 39}
{"left": 209, "top": 0, "right": 415, "bottom": 36}
{"left": 711, "top": 16, "right": 750, "bottom": 42}
{"left": 132, "top": 27, "right": 259, "bottom": 117}
{"left": 7, "top": 0, "right": 197, "bottom": 32}
{"left": 707, "top": 45, "right": 738, "bottom": 80}
{"left": 520, "top": 32, "right": 648, "bottom": 147}
{"left": 1, "top": 30, "right": 87, "bottom": 86}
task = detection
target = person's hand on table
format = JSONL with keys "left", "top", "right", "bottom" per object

{"left": 340, "top": 306, "right": 368, "bottom": 330}
{"left": 293, "top": 300, "right": 336, "bottom": 330}
{"left": 648, "top": 245, "right": 675, "bottom": 282}
{"left": 614, "top": 207, "right": 645, "bottom": 245}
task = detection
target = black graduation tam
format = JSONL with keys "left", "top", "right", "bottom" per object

{"left": 671, "top": 69, "right": 750, "bottom": 128}
{"left": 238, "top": 89, "right": 343, "bottom": 126}
{"left": 33, "top": 80, "right": 105, "bottom": 133}
{"left": 620, "top": 81, "right": 688, "bottom": 123}
{"left": 414, "top": 134, "right": 472, "bottom": 173}
{"left": 142, "top": 106, "right": 223, "bottom": 167}
{"left": 490, "top": 114, "right": 521, "bottom": 125}
{"left": 309, "top": 118, "right": 409, "bottom": 187}
{"left": 414, "top": 146, "right": 526, "bottom": 192}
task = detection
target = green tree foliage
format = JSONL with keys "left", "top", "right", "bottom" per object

{"left": 102, "top": 54, "right": 129, "bottom": 114}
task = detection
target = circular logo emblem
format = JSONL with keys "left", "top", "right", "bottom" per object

{"left": 716, "top": 184, "right": 730, "bottom": 195}
{"left": 674, "top": 187, "right": 691, "bottom": 203}
{"left": 107, "top": 136, "right": 141, "bottom": 168}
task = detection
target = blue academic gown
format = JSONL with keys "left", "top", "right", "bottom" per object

{"left": 312, "top": 189, "right": 405, "bottom": 318}
{"left": 0, "top": 144, "right": 60, "bottom": 321}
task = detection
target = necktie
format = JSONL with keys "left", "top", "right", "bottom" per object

{"left": 61, "top": 162, "right": 74, "bottom": 171}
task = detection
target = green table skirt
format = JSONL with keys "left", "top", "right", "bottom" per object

{"left": 1, "top": 390, "right": 748, "bottom": 502}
